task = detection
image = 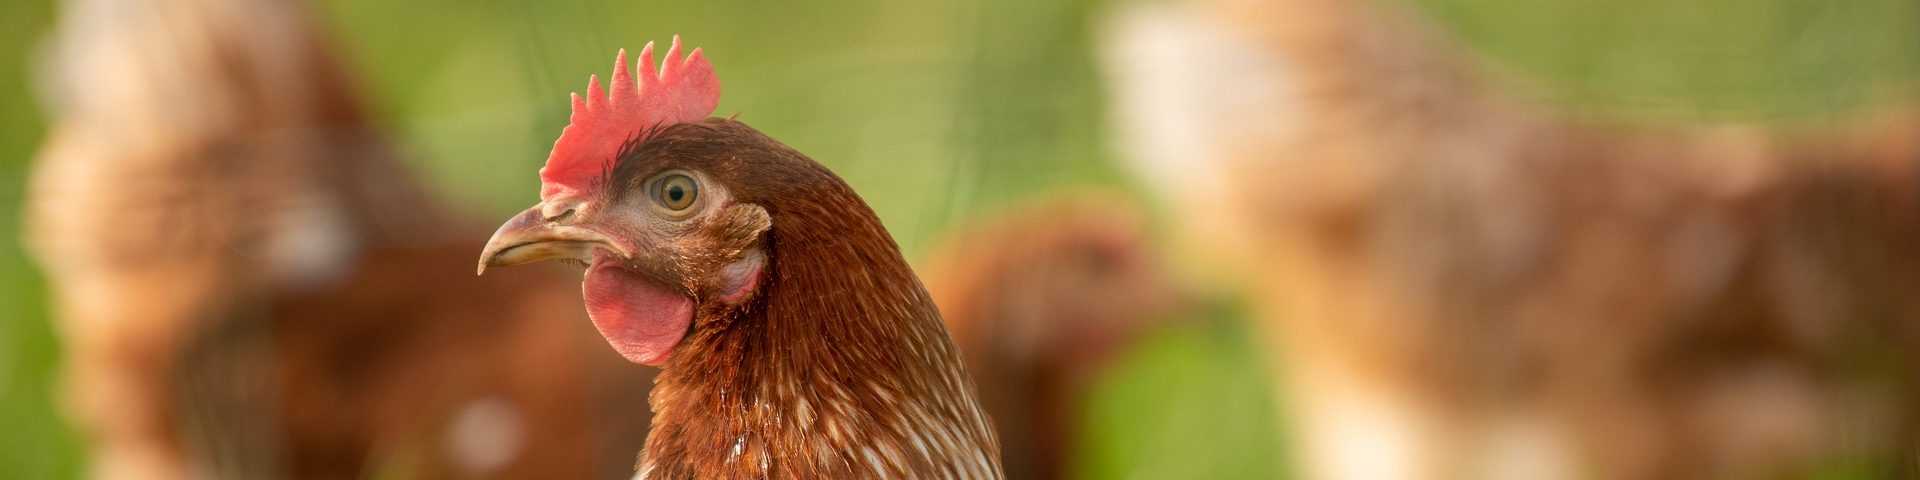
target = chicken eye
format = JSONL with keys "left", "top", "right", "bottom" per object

{"left": 651, "top": 172, "right": 700, "bottom": 212}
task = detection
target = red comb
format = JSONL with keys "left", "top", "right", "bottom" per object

{"left": 540, "top": 36, "right": 720, "bottom": 201}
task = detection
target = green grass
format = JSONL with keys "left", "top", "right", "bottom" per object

{"left": 1078, "top": 301, "right": 1287, "bottom": 479}
{"left": 0, "top": 0, "right": 79, "bottom": 477}
{"left": 1, "top": 0, "right": 1915, "bottom": 477}
{"left": 1411, "top": 0, "right": 1920, "bottom": 120}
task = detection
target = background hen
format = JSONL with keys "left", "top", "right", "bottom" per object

{"left": 1105, "top": 0, "right": 1920, "bottom": 478}
{"left": 23, "top": 0, "right": 650, "bottom": 477}
{"left": 923, "top": 195, "right": 1186, "bottom": 480}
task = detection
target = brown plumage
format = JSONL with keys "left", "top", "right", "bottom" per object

{"left": 26, "top": 0, "right": 649, "bottom": 478}
{"left": 643, "top": 121, "right": 1001, "bottom": 479}
{"left": 1106, "top": 0, "right": 1920, "bottom": 478}
{"left": 477, "top": 53, "right": 1003, "bottom": 477}
{"left": 924, "top": 197, "right": 1183, "bottom": 480}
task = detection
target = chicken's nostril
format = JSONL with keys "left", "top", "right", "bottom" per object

{"left": 540, "top": 202, "right": 579, "bottom": 222}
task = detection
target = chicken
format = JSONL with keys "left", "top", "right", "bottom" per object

{"left": 1103, "top": 0, "right": 1920, "bottom": 478}
{"left": 922, "top": 196, "right": 1183, "bottom": 480}
{"left": 25, "top": 0, "right": 650, "bottom": 477}
{"left": 475, "top": 40, "right": 1004, "bottom": 478}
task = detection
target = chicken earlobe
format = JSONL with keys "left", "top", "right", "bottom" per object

{"left": 701, "top": 202, "right": 773, "bottom": 305}
{"left": 713, "top": 248, "right": 766, "bottom": 305}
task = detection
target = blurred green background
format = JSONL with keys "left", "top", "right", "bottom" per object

{"left": 0, "top": 0, "right": 1912, "bottom": 478}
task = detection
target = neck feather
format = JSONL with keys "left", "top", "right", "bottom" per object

{"left": 639, "top": 176, "right": 1002, "bottom": 479}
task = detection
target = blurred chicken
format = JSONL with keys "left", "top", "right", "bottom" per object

{"left": 25, "top": 0, "right": 649, "bottom": 478}
{"left": 1104, "top": 0, "right": 1920, "bottom": 478}
{"left": 923, "top": 196, "right": 1184, "bottom": 480}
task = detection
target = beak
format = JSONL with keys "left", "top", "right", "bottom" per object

{"left": 476, "top": 205, "right": 630, "bottom": 275}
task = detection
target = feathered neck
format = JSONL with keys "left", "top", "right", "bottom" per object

{"left": 638, "top": 170, "right": 1003, "bottom": 479}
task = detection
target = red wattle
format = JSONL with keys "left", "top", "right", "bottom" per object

{"left": 582, "top": 259, "right": 693, "bottom": 365}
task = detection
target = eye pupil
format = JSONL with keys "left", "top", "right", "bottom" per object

{"left": 654, "top": 173, "right": 699, "bottom": 212}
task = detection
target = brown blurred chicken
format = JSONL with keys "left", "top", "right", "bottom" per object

{"left": 25, "top": 0, "right": 650, "bottom": 478}
{"left": 923, "top": 196, "right": 1184, "bottom": 480}
{"left": 1105, "top": 0, "right": 1920, "bottom": 478}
